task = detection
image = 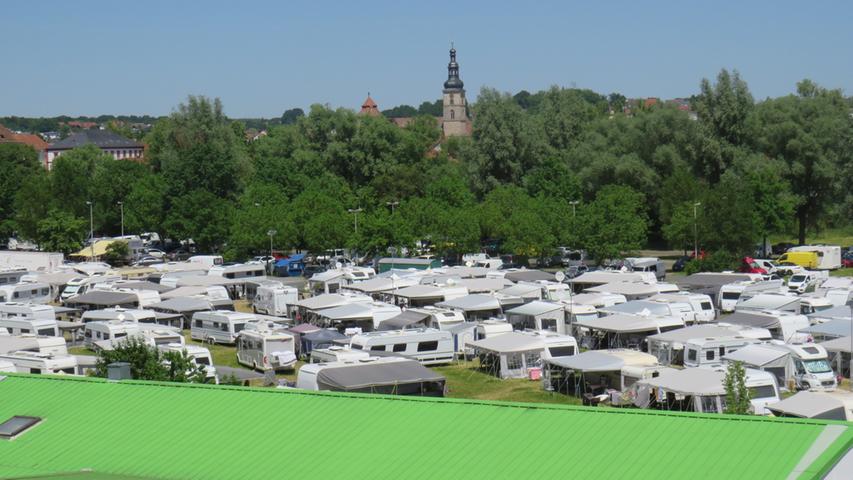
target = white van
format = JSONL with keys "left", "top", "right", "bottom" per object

{"left": 237, "top": 323, "right": 297, "bottom": 371}
{"left": 60, "top": 275, "right": 121, "bottom": 301}
{"left": 719, "top": 279, "right": 785, "bottom": 313}
{"left": 0, "top": 303, "right": 58, "bottom": 336}
{"left": 191, "top": 311, "right": 255, "bottom": 344}
{"left": 0, "top": 334, "right": 67, "bottom": 356}
{"left": 349, "top": 328, "right": 454, "bottom": 365}
{"left": 84, "top": 321, "right": 141, "bottom": 348}
{"left": 158, "top": 342, "right": 217, "bottom": 383}
{"left": 683, "top": 336, "right": 763, "bottom": 368}
{"left": 208, "top": 263, "right": 265, "bottom": 279}
{"left": 188, "top": 255, "right": 224, "bottom": 268}
{"left": 0, "top": 350, "right": 78, "bottom": 375}
{"left": 787, "top": 272, "right": 825, "bottom": 294}
{"left": 785, "top": 343, "right": 837, "bottom": 391}
{"left": 0, "top": 282, "right": 52, "bottom": 304}
{"left": 649, "top": 293, "right": 716, "bottom": 323}
{"left": 253, "top": 284, "right": 298, "bottom": 317}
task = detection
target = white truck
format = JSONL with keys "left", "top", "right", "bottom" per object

{"left": 253, "top": 283, "right": 298, "bottom": 317}
{"left": 236, "top": 323, "right": 297, "bottom": 371}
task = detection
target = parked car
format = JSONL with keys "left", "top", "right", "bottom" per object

{"left": 672, "top": 256, "right": 690, "bottom": 272}
{"left": 499, "top": 254, "right": 529, "bottom": 269}
{"left": 564, "top": 264, "right": 589, "bottom": 279}
{"left": 739, "top": 257, "right": 768, "bottom": 275}
{"left": 775, "top": 262, "right": 806, "bottom": 276}
{"left": 133, "top": 256, "right": 163, "bottom": 267}
{"left": 145, "top": 248, "right": 166, "bottom": 259}
{"left": 302, "top": 264, "right": 327, "bottom": 277}
{"left": 537, "top": 252, "right": 564, "bottom": 268}
{"left": 842, "top": 251, "right": 853, "bottom": 268}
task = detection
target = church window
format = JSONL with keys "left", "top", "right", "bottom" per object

{"left": 450, "top": 110, "right": 455, "bottom": 120}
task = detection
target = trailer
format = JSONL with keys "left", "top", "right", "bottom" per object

{"left": 236, "top": 322, "right": 297, "bottom": 371}
{"left": 349, "top": 328, "right": 454, "bottom": 365}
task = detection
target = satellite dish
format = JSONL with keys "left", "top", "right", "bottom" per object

{"left": 554, "top": 271, "right": 566, "bottom": 283}
{"left": 334, "top": 261, "right": 343, "bottom": 270}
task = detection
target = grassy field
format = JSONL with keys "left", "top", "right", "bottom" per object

{"left": 434, "top": 360, "right": 580, "bottom": 405}
{"left": 769, "top": 227, "right": 853, "bottom": 248}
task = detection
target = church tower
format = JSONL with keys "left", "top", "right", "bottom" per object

{"left": 442, "top": 46, "right": 470, "bottom": 137}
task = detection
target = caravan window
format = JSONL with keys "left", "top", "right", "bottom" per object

{"left": 749, "top": 385, "right": 776, "bottom": 399}
{"left": 38, "top": 328, "right": 54, "bottom": 336}
{"left": 114, "top": 333, "right": 127, "bottom": 339}
{"left": 548, "top": 346, "right": 575, "bottom": 358}
{"left": 370, "top": 345, "right": 386, "bottom": 352}
{"left": 195, "top": 356, "right": 210, "bottom": 365}
{"left": 393, "top": 343, "right": 406, "bottom": 352}
{"left": 417, "top": 341, "right": 438, "bottom": 352}
{"left": 540, "top": 318, "right": 557, "bottom": 332}
{"left": 351, "top": 344, "right": 362, "bottom": 350}
{"left": 195, "top": 320, "right": 203, "bottom": 328}
{"left": 13, "top": 292, "right": 19, "bottom": 299}
{"left": 706, "top": 350, "right": 715, "bottom": 361}
{"left": 700, "top": 302, "right": 712, "bottom": 310}
{"left": 30, "top": 368, "right": 42, "bottom": 374}
{"left": 722, "top": 292, "right": 740, "bottom": 300}
{"left": 687, "top": 349, "right": 697, "bottom": 362}
{"left": 233, "top": 323, "right": 246, "bottom": 334}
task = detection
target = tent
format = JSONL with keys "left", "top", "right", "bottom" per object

{"left": 721, "top": 311, "right": 781, "bottom": 329}
{"left": 498, "top": 283, "right": 543, "bottom": 302}
{"left": 809, "top": 306, "right": 853, "bottom": 323}
{"left": 115, "top": 281, "right": 174, "bottom": 293}
{"left": 503, "top": 270, "right": 555, "bottom": 283}
{"left": 313, "top": 358, "right": 446, "bottom": 396}
{"left": 735, "top": 294, "right": 800, "bottom": 313}
{"left": 345, "top": 277, "right": 408, "bottom": 295}
{"left": 574, "top": 314, "right": 683, "bottom": 350}
{"left": 821, "top": 336, "right": 853, "bottom": 378}
{"left": 63, "top": 291, "right": 138, "bottom": 311}
{"left": 469, "top": 332, "right": 549, "bottom": 379}
{"left": 300, "top": 329, "right": 348, "bottom": 355}
{"left": 295, "top": 294, "right": 370, "bottom": 312}
{"left": 723, "top": 343, "right": 790, "bottom": 387}
{"left": 378, "top": 310, "right": 431, "bottom": 330}
{"left": 70, "top": 239, "right": 119, "bottom": 259}
{"left": 542, "top": 349, "right": 658, "bottom": 397}
{"left": 799, "top": 319, "right": 853, "bottom": 340}
{"left": 599, "top": 300, "right": 671, "bottom": 317}
{"left": 586, "top": 282, "right": 660, "bottom": 300}
{"left": 436, "top": 294, "right": 502, "bottom": 319}
{"left": 147, "top": 297, "right": 214, "bottom": 327}
{"left": 286, "top": 323, "right": 322, "bottom": 357}
{"left": 569, "top": 271, "right": 651, "bottom": 286}
{"left": 767, "top": 391, "right": 851, "bottom": 421}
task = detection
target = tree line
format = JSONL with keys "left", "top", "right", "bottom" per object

{"left": 0, "top": 70, "right": 850, "bottom": 262}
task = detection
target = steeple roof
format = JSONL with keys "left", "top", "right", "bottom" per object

{"left": 443, "top": 46, "right": 464, "bottom": 90}
{"left": 359, "top": 94, "right": 381, "bottom": 116}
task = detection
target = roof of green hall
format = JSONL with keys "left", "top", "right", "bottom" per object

{"left": 0, "top": 374, "right": 850, "bottom": 480}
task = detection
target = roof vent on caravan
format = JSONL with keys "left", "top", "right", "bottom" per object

{"left": 0, "top": 415, "right": 42, "bottom": 440}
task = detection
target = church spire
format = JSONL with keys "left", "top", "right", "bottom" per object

{"left": 443, "top": 44, "right": 464, "bottom": 90}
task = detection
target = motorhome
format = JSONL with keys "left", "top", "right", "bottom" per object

{"left": 626, "top": 257, "right": 667, "bottom": 280}
{"left": 208, "top": 263, "right": 265, "bottom": 280}
{"left": 0, "top": 303, "right": 57, "bottom": 335}
{"left": 349, "top": 328, "right": 454, "bottom": 365}
{"left": 309, "top": 345, "right": 370, "bottom": 363}
{"left": 188, "top": 255, "right": 224, "bottom": 268}
{"left": 649, "top": 293, "right": 716, "bottom": 323}
{"left": 295, "top": 356, "right": 446, "bottom": 396}
{"left": 191, "top": 311, "right": 255, "bottom": 344}
{"left": 0, "top": 334, "right": 67, "bottom": 356}
{"left": 726, "top": 342, "right": 837, "bottom": 392}
{"left": 719, "top": 279, "right": 785, "bottom": 313}
{"left": 60, "top": 275, "right": 121, "bottom": 301}
{"left": 0, "top": 282, "right": 52, "bottom": 304}
{"left": 786, "top": 246, "right": 842, "bottom": 270}
{"left": 237, "top": 323, "right": 297, "bottom": 371}
{"left": 0, "top": 350, "right": 78, "bottom": 375}
{"left": 253, "top": 283, "right": 299, "bottom": 317}
{"left": 682, "top": 336, "right": 763, "bottom": 368}
{"left": 84, "top": 321, "right": 141, "bottom": 348}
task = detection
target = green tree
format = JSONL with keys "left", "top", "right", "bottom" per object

{"left": 723, "top": 361, "right": 751, "bottom": 415}
{"left": 228, "top": 182, "right": 296, "bottom": 259}
{"left": 36, "top": 209, "right": 87, "bottom": 254}
{"left": 124, "top": 174, "right": 169, "bottom": 237}
{"left": 165, "top": 190, "right": 232, "bottom": 252}
{"left": 280, "top": 107, "right": 305, "bottom": 125}
{"left": 0, "top": 143, "right": 42, "bottom": 239}
{"left": 103, "top": 240, "right": 130, "bottom": 266}
{"left": 95, "top": 337, "right": 206, "bottom": 383}
{"left": 49, "top": 145, "right": 108, "bottom": 218}
{"left": 13, "top": 174, "right": 53, "bottom": 241}
{"left": 575, "top": 185, "right": 648, "bottom": 263}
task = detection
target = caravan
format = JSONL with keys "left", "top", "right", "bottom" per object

{"left": 208, "top": 263, "right": 266, "bottom": 279}
{"left": 60, "top": 275, "right": 121, "bottom": 301}
{"left": 0, "top": 282, "right": 52, "bottom": 304}
{"left": 0, "top": 303, "right": 58, "bottom": 336}
{"left": 158, "top": 343, "right": 217, "bottom": 383}
{"left": 191, "top": 311, "right": 256, "bottom": 344}
{"left": 0, "top": 334, "right": 67, "bottom": 356}
{"left": 253, "top": 283, "right": 298, "bottom": 317}
{"left": 649, "top": 293, "right": 716, "bottom": 323}
{"left": 84, "top": 321, "right": 141, "bottom": 348}
{"left": 682, "top": 336, "right": 763, "bottom": 368}
{"left": 0, "top": 350, "right": 78, "bottom": 375}
{"left": 349, "top": 328, "right": 454, "bottom": 365}
{"left": 237, "top": 323, "right": 297, "bottom": 371}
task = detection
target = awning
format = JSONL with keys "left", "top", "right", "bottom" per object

{"left": 176, "top": 276, "right": 243, "bottom": 287}
{"left": 799, "top": 320, "right": 853, "bottom": 339}
{"left": 316, "top": 359, "right": 445, "bottom": 391}
{"left": 640, "top": 368, "right": 726, "bottom": 396}
{"left": 586, "top": 282, "right": 659, "bottom": 297}
{"left": 455, "top": 278, "right": 510, "bottom": 293}
{"left": 736, "top": 294, "right": 800, "bottom": 311}
{"left": 346, "top": 277, "right": 400, "bottom": 293}
{"left": 394, "top": 285, "right": 445, "bottom": 299}
{"left": 498, "top": 284, "right": 543, "bottom": 299}
{"left": 148, "top": 297, "right": 212, "bottom": 313}
{"left": 600, "top": 301, "right": 670, "bottom": 317}
{"left": 436, "top": 294, "right": 501, "bottom": 312}
{"left": 723, "top": 344, "right": 788, "bottom": 366}
{"left": 469, "top": 331, "right": 544, "bottom": 353}
{"left": 545, "top": 349, "right": 657, "bottom": 372}
{"left": 64, "top": 290, "right": 138, "bottom": 307}
{"left": 295, "top": 294, "right": 370, "bottom": 311}
{"left": 378, "top": 310, "right": 431, "bottom": 330}
{"left": 677, "top": 273, "right": 752, "bottom": 289}
{"left": 115, "top": 281, "right": 173, "bottom": 293}
{"left": 767, "top": 391, "right": 849, "bottom": 420}
{"left": 821, "top": 336, "right": 853, "bottom": 354}
{"left": 70, "top": 239, "right": 117, "bottom": 258}
{"left": 722, "top": 312, "right": 780, "bottom": 329}
{"left": 287, "top": 323, "right": 322, "bottom": 334}
{"left": 570, "top": 271, "right": 650, "bottom": 285}
{"left": 575, "top": 314, "right": 677, "bottom": 333}
{"left": 302, "top": 329, "right": 348, "bottom": 344}
{"left": 647, "top": 324, "right": 742, "bottom": 344}
{"left": 506, "top": 301, "right": 564, "bottom": 317}
{"left": 503, "top": 270, "right": 555, "bottom": 283}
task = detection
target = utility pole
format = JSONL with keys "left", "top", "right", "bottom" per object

{"left": 117, "top": 201, "right": 124, "bottom": 237}
{"left": 267, "top": 229, "right": 276, "bottom": 275}
{"left": 348, "top": 208, "right": 363, "bottom": 235}
{"left": 386, "top": 201, "right": 399, "bottom": 215}
{"left": 569, "top": 200, "right": 580, "bottom": 218}
{"left": 86, "top": 201, "right": 94, "bottom": 259}
{"left": 693, "top": 202, "right": 702, "bottom": 259}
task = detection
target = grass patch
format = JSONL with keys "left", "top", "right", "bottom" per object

{"left": 432, "top": 359, "right": 581, "bottom": 405}
{"left": 768, "top": 227, "right": 853, "bottom": 247}
{"left": 68, "top": 346, "right": 96, "bottom": 356}
{"left": 831, "top": 268, "right": 853, "bottom": 277}
{"left": 181, "top": 332, "right": 241, "bottom": 369}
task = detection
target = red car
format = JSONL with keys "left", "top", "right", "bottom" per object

{"left": 739, "top": 256, "right": 768, "bottom": 274}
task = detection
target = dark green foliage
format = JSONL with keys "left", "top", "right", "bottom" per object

{"left": 723, "top": 361, "right": 751, "bottom": 415}
{"left": 683, "top": 251, "right": 741, "bottom": 275}
{"left": 103, "top": 240, "right": 130, "bottom": 266}
{"left": 36, "top": 210, "right": 87, "bottom": 255}
{"left": 95, "top": 337, "right": 207, "bottom": 383}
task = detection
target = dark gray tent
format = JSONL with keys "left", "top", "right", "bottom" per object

{"left": 64, "top": 291, "right": 138, "bottom": 311}
{"left": 767, "top": 391, "right": 849, "bottom": 421}
{"left": 721, "top": 311, "right": 779, "bottom": 329}
{"left": 316, "top": 359, "right": 446, "bottom": 396}
{"left": 377, "top": 310, "right": 431, "bottom": 330}
{"left": 115, "top": 281, "right": 174, "bottom": 293}
{"left": 503, "top": 270, "right": 555, "bottom": 283}
{"left": 301, "top": 329, "right": 348, "bottom": 354}
{"left": 147, "top": 297, "right": 213, "bottom": 327}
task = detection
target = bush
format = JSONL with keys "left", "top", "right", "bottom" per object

{"left": 103, "top": 240, "right": 130, "bottom": 266}
{"left": 683, "top": 251, "right": 741, "bottom": 275}
{"left": 95, "top": 337, "right": 207, "bottom": 383}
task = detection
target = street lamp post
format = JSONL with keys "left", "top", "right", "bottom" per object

{"left": 386, "top": 201, "right": 399, "bottom": 215}
{"left": 347, "top": 208, "right": 363, "bottom": 235}
{"left": 693, "top": 202, "right": 702, "bottom": 259}
{"left": 117, "top": 201, "right": 124, "bottom": 237}
{"left": 267, "top": 229, "right": 276, "bottom": 275}
{"left": 86, "top": 201, "right": 94, "bottom": 259}
{"left": 569, "top": 200, "right": 580, "bottom": 218}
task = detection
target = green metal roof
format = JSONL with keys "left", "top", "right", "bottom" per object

{"left": 0, "top": 374, "right": 850, "bottom": 480}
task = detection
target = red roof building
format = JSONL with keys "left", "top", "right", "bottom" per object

{"left": 359, "top": 95, "right": 381, "bottom": 116}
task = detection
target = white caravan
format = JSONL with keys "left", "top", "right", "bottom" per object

{"left": 799, "top": 296, "right": 834, "bottom": 316}
{"left": 719, "top": 279, "right": 785, "bottom": 313}
{"left": 0, "top": 350, "right": 78, "bottom": 375}
{"left": 0, "top": 282, "right": 52, "bottom": 304}
{"left": 410, "top": 307, "right": 467, "bottom": 331}
{"left": 0, "top": 303, "right": 58, "bottom": 336}
{"left": 80, "top": 308, "right": 156, "bottom": 325}
{"left": 310, "top": 346, "right": 370, "bottom": 363}
{"left": 649, "top": 293, "right": 716, "bottom": 323}
{"left": 60, "top": 275, "right": 121, "bottom": 301}
{"left": 533, "top": 331, "right": 579, "bottom": 360}
{"left": 237, "top": 323, "right": 297, "bottom": 371}
{"left": 349, "top": 328, "right": 454, "bottom": 365}
{"left": 191, "top": 311, "right": 255, "bottom": 344}
{"left": 208, "top": 263, "right": 265, "bottom": 279}
{"left": 784, "top": 343, "right": 837, "bottom": 391}
{"left": 253, "top": 284, "right": 299, "bottom": 317}
{"left": 158, "top": 342, "right": 217, "bottom": 383}
{"left": 0, "top": 334, "right": 67, "bottom": 356}
{"left": 0, "top": 267, "right": 29, "bottom": 286}
{"left": 474, "top": 320, "right": 513, "bottom": 341}
{"left": 84, "top": 321, "right": 141, "bottom": 348}
{"left": 787, "top": 246, "right": 842, "bottom": 270}
{"left": 683, "top": 336, "right": 763, "bottom": 368}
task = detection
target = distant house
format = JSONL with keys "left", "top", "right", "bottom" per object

{"left": 359, "top": 95, "right": 381, "bottom": 117}
{"left": 0, "top": 124, "right": 49, "bottom": 165}
{"left": 45, "top": 129, "right": 144, "bottom": 170}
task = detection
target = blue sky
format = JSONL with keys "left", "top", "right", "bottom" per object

{"left": 3, "top": 0, "right": 851, "bottom": 117}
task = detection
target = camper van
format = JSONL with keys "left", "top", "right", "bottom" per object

{"left": 0, "top": 303, "right": 58, "bottom": 336}
{"left": 0, "top": 282, "right": 52, "bottom": 304}
{"left": 719, "top": 279, "right": 785, "bottom": 313}
{"left": 309, "top": 345, "right": 371, "bottom": 363}
{"left": 0, "top": 350, "right": 78, "bottom": 375}
{"left": 84, "top": 321, "right": 141, "bottom": 348}
{"left": 349, "top": 328, "right": 454, "bottom": 365}
{"left": 683, "top": 336, "right": 763, "bottom": 368}
{"left": 159, "top": 343, "right": 217, "bottom": 383}
{"left": 208, "top": 263, "right": 265, "bottom": 279}
{"left": 0, "top": 334, "right": 67, "bottom": 356}
{"left": 191, "top": 311, "right": 255, "bottom": 344}
{"left": 785, "top": 343, "right": 837, "bottom": 391}
{"left": 626, "top": 257, "right": 666, "bottom": 280}
{"left": 237, "top": 323, "right": 297, "bottom": 371}
{"left": 253, "top": 284, "right": 298, "bottom": 317}
{"left": 787, "top": 272, "right": 823, "bottom": 294}
{"left": 188, "top": 255, "right": 224, "bottom": 268}
{"left": 786, "top": 246, "right": 842, "bottom": 270}
{"left": 60, "top": 275, "right": 121, "bottom": 301}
